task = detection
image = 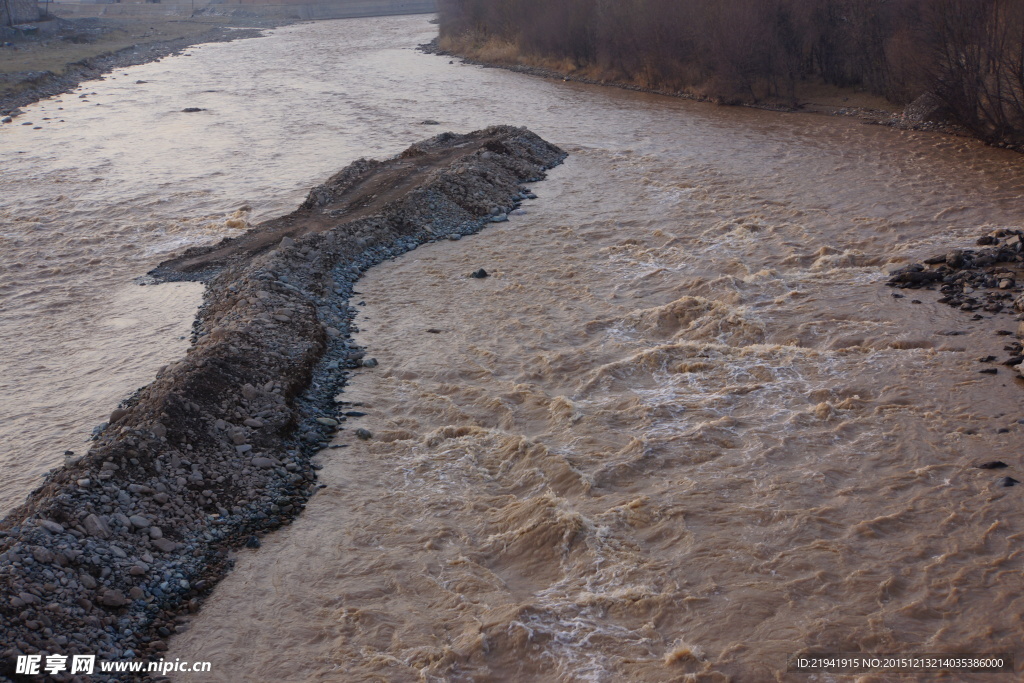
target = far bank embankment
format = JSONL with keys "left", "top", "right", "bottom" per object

{"left": 422, "top": 37, "right": 977, "bottom": 146}
{"left": 1, "top": 0, "right": 436, "bottom": 118}
{"left": 0, "top": 20, "right": 272, "bottom": 117}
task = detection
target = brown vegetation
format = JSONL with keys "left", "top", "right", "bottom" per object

{"left": 439, "top": 0, "right": 1024, "bottom": 145}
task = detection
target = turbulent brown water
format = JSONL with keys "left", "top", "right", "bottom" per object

{"left": 5, "top": 13, "right": 1024, "bottom": 682}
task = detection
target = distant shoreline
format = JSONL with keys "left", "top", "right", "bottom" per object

{"left": 0, "top": 18, "right": 279, "bottom": 118}
{"left": 419, "top": 37, "right": 1009, "bottom": 151}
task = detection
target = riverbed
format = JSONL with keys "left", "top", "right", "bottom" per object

{"left": 4, "top": 13, "right": 1024, "bottom": 681}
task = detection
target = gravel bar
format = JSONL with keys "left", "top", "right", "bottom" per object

{"left": 0, "top": 125, "right": 567, "bottom": 681}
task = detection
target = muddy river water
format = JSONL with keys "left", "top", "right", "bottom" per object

{"left": 4, "top": 13, "right": 1024, "bottom": 682}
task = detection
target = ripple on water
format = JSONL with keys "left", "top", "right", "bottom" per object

{"left": 4, "top": 13, "right": 1024, "bottom": 681}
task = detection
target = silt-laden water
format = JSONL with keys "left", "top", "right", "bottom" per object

{"left": 3, "top": 14, "right": 1024, "bottom": 682}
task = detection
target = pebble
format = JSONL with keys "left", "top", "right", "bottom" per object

{"left": 151, "top": 538, "right": 177, "bottom": 553}
{"left": 470, "top": 268, "right": 489, "bottom": 279}
{"left": 99, "top": 590, "right": 127, "bottom": 608}
{"left": 83, "top": 514, "right": 111, "bottom": 539}
{"left": 355, "top": 428, "right": 373, "bottom": 440}
{"left": 37, "top": 520, "right": 64, "bottom": 534}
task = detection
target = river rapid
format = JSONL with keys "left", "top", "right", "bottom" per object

{"left": 4, "top": 14, "right": 1024, "bottom": 682}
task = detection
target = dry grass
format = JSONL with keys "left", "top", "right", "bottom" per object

{"left": 439, "top": 34, "right": 519, "bottom": 66}
{"left": 440, "top": 33, "right": 582, "bottom": 74}
{"left": 792, "top": 79, "right": 899, "bottom": 113}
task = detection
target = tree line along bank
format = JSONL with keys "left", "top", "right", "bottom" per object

{"left": 439, "top": 0, "right": 1024, "bottom": 148}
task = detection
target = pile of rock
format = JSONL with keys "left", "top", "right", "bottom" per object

{"left": 887, "top": 228, "right": 1024, "bottom": 375}
{"left": 0, "top": 126, "right": 566, "bottom": 679}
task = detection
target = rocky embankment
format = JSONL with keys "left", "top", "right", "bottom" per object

{"left": 0, "top": 126, "right": 566, "bottom": 680}
{"left": 887, "top": 228, "right": 1024, "bottom": 378}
